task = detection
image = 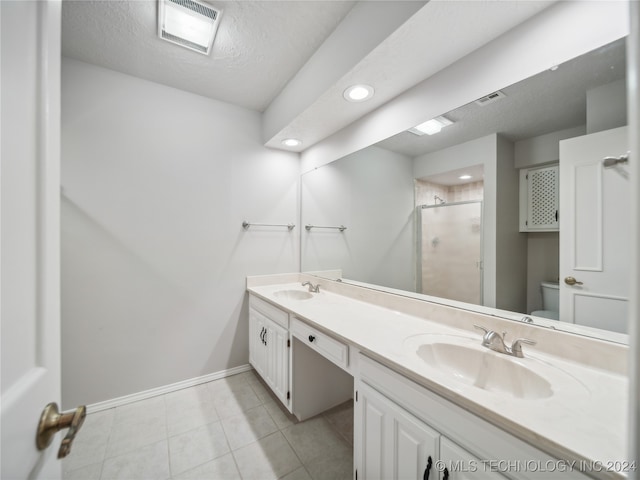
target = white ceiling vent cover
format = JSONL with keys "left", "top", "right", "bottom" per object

{"left": 158, "top": 0, "right": 222, "bottom": 55}
{"left": 475, "top": 90, "right": 506, "bottom": 106}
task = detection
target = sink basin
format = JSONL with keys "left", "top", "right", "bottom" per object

{"left": 403, "top": 334, "right": 587, "bottom": 401}
{"left": 273, "top": 289, "right": 314, "bottom": 301}
{"left": 416, "top": 341, "right": 552, "bottom": 399}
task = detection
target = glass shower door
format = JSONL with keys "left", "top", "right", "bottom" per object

{"left": 419, "top": 201, "right": 483, "bottom": 305}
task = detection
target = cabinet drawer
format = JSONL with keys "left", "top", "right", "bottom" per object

{"left": 291, "top": 317, "right": 348, "bottom": 369}
{"left": 249, "top": 294, "right": 288, "bottom": 329}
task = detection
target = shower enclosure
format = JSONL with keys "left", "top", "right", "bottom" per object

{"left": 418, "top": 200, "right": 483, "bottom": 305}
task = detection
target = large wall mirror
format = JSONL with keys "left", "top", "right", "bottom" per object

{"left": 301, "top": 37, "right": 629, "bottom": 343}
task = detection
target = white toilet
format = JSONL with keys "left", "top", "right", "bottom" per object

{"left": 531, "top": 281, "right": 559, "bottom": 320}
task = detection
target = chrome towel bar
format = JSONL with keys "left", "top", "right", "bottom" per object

{"left": 305, "top": 224, "right": 347, "bottom": 232}
{"left": 242, "top": 221, "right": 295, "bottom": 231}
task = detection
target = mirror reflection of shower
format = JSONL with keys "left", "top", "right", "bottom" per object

{"left": 416, "top": 165, "right": 484, "bottom": 305}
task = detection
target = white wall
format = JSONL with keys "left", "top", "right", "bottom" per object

{"left": 526, "top": 233, "right": 560, "bottom": 314}
{"left": 495, "top": 135, "right": 527, "bottom": 313}
{"left": 61, "top": 59, "right": 299, "bottom": 408}
{"left": 587, "top": 78, "right": 627, "bottom": 134}
{"left": 301, "top": 146, "right": 415, "bottom": 291}
{"left": 514, "top": 125, "right": 586, "bottom": 169}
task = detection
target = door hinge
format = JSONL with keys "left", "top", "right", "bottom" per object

{"left": 287, "top": 391, "right": 290, "bottom": 400}
{"left": 355, "top": 390, "right": 358, "bottom": 402}
{"left": 525, "top": 220, "right": 528, "bottom": 226}
{"left": 355, "top": 469, "right": 357, "bottom": 480}
{"left": 287, "top": 339, "right": 291, "bottom": 348}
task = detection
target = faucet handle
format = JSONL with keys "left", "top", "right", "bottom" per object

{"left": 511, "top": 338, "right": 537, "bottom": 358}
{"left": 473, "top": 324, "right": 489, "bottom": 335}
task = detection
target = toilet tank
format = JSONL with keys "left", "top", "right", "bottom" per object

{"left": 540, "top": 281, "right": 559, "bottom": 312}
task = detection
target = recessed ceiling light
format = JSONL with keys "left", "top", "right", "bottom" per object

{"left": 158, "top": 0, "right": 223, "bottom": 55}
{"left": 343, "top": 84, "right": 374, "bottom": 102}
{"left": 459, "top": 175, "right": 472, "bottom": 180}
{"left": 408, "top": 116, "right": 453, "bottom": 136}
{"left": 282, "top": 138, "right": 302, "bottom": 147}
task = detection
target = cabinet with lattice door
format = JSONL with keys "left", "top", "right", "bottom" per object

{"left": 519, "top": 164, "right": 559, "bottom": 232}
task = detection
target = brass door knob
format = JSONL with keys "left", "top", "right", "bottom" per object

{"left": 36, "top": 402, "right": 86, "bottom": 459}
{"left": 564, "top": 276, "right": 584, "bottom": 286}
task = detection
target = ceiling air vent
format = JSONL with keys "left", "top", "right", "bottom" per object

{"left": 158, "top": 0, "right": 223, "bottom": 55}
{"left": 474, "top": 90, "right": 506, "bottom": 106}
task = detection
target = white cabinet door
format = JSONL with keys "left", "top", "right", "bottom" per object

{"left": 357, "top": 382, "right": 439, "bottom": 480}
{"left": 249, "top": 304, "right": 290, "bottom": 407}
{"left": 559, "top": 127, "right": 629, "bottom": 333}
{"left": 264, "top": 320, "right": 289, "bottom": 406}
{"left": 519, "top": 165, "right": 559, "bottom": 232}
{"left": 440, "top": 437, "right": 507, "bottom": 480}
{"left": 249, "top": 307, "right": 267, "bottom": 377}
{"left": 358, "top": 384, "right": 386, "bottom": 479}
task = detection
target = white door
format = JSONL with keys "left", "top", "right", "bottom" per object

{"left": 559, "top": 126, "right": 629, "bottom": 333}
{"left": 1, "top": 1, "right": 63, "bottom": 478}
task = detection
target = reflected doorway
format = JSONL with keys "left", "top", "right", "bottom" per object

{"left": 419, "top": 201, "right": 483, "bottom": 304}
{"left": 416, "top": 165, "right": 484, "bottom": 305}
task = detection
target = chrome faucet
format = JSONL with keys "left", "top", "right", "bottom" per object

{"left": 302, "top": 281, "right": 320, "bottom": 293}
{"left": 474, "top": 325, "right": 536, "bottom": 358}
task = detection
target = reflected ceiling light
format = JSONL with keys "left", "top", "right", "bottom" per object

{"left": 158, "top": 0, "right": 223, "bottom": 55}
{"left": 459, "top": 175, "right": 472, "bottom": 180}
{"left": 343, "top": 84, "right": 374, "bottom": 102}
{"left": 282, "top": 138, "right": 302, "bottom": 147}
{"left": 408, "top": 116, "right": 453, "bottom": 136}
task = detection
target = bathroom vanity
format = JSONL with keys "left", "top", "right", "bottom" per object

{"left": 247, "top": 273, "right": 629, "bottom": 480}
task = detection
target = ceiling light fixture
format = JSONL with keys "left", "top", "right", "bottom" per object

{"left": 408, "top": 116, "right": 453, "bottom": 136}
{"left": 459, "top": 175, "right": 472, "bottom": 180}
{"left": 343, "top": 84, "right": 374, "bottom": 102}
{"left": 158, "top": 0, "right": 223, "bottom": 55}
{"left": 282, "top": 138, "right": 302, "bottom": 147}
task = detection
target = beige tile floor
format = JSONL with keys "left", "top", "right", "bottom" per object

{"left": 62, "top": 370, "right": 354, "bottom": 480}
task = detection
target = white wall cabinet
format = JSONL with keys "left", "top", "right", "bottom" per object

{"left": 519, "top": 165, "right": 559, "bottom": 232}
{"left": 249, "top": 295, "right": 291, "bottom": 409}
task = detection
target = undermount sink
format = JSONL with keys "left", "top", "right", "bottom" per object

{"left": 273, "top": 289, "right": 314, "bottom": 301}
{"left": 403, "top": 334, "right": 587, "bottom": 401}
{"left": 416, "top": 341, "right": 552, "bottom": 399}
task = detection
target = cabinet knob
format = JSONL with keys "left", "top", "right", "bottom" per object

{"left": 308, "top": 335, "right": 315, "bottom": 343}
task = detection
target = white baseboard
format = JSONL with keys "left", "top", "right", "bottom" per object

{"left": 85, "top": 364, "right": 253, "bottom": 414}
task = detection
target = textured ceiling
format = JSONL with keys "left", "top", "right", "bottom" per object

{"left": 62, "top": 0, "right": 355, "bottom": 111}
{"left": 62, "top": 0, "right": 558, "bottom": 148}
{"left": 376, "top": 38, "right": 627, "bottom": 158}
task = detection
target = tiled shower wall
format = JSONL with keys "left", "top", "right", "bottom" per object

{"left": 415, "top": 179, "right": 484, "bottom": 206}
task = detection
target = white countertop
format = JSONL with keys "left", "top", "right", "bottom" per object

{"left": 247, "top": 279, "right": 629, "bottom": 479}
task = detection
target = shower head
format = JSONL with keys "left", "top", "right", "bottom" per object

{"left": 434, "top": 195, "right": 446, "bottom": 205}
